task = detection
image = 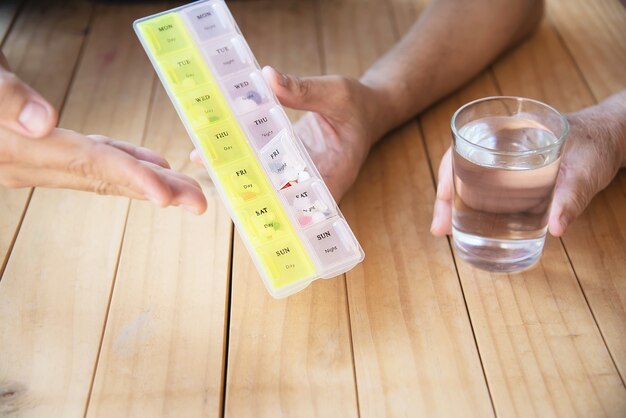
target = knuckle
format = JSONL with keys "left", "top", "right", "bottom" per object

{"left": 90, "top": 180, "right": 113, "bottom": 196}
{"left": 295, "top": 76, "right": 311, "bottom": 98}
{"left": 334, "top": 77, "right": 354, "bottom": 102}
{"left": 67, "top": 156, "right": 94, "bottom": 177}
{"left": 67, "top": 143, "right": 99, "bottom": 178}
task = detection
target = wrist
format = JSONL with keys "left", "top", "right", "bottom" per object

{"left": 599, "top": 93, "right": 626, "bottom": 168}
{"left": 359, "top": 76, "right": 407, "bottom": 145}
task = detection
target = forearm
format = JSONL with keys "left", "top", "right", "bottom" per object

{"left": 360, "top": 0, "right": 543, "bottom": 142}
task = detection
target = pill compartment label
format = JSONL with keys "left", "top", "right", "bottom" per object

{"left": 243, "top": 106, "right": 289, "bottom": 150}
{"left": 134, "top": 0, "right": 363, "bottom": 298}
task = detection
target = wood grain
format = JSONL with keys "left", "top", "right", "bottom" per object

{"left": 1, "top": 0, "right": 624, "bottom": 416}
{"left": 327, "top": 0, "right": 494, "bottom": 416}
{"left": 494, "top": 14, "right": 626, "bottom": 388}
{"left": 547, "top": 0, "right": 626, "bottom": 100}
{"left": 224, "top": 2, "right": 359, "bottom": 417}
{"left": 547, "top": 0, "right": 626, "bottom": 380}
{"left": 386, "top": 0, "right": 428, "bottom": 39}
{"left": 0, "top": 3, "right": 157, "bottom": 416}
{"left": 0, "top": 0, "right": 92, "bottom": 277}
{"left": 418, "top": 16, "right": 626, "bottom": 417}
{"left": 85, "top": 86, "right": 232, "bottom": 417}
{"left": 0, "top": 0, "right": 21, "bottom": 44}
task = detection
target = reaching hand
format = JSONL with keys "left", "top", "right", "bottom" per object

{"left": 191, "top": 66, "right": 387, "bottom": 201}
{"left": 431, "top": 91, "right": 626, "bottom": 237}
{"left": 0, "top": 53, "right": 207, "bottom": 214}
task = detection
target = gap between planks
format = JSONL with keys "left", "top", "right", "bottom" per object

{"left": 0, "top": 0, "right": 26, "bottom": 281}
{"left": 81, "top": 71, "right": 160, "bottom": 417}
{"left": 415, "top": 116, "right": 499, "bottom": 417}
{"left": 546, "top": 10, "right": 625, "bottom": 387}
{"left": 314, "top": 0, "right": 361, "bottom": 414}
{"left": 82, "top": 199, "right": 133, "bottom": 418}
{"left": 220, "top": 222, "right": 236, "bottom": 418}
{"left": 0, "top": 2, "right": 97, "bottom": 283}
{"left": 0, "top": 0, "right": 23, "bottom": 46}
{"left": 383, "top": 0, "right": 497, "bottom": 413}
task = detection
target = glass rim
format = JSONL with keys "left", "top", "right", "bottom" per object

{"left": 450, "top": 96, "right": 569, "bottom": 157}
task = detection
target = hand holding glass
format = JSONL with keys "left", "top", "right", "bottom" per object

{"left": 451, "top": 96, "right": 568, "bottom": 272}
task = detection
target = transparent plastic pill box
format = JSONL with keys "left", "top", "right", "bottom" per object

{"left": 134, "top": 0, "right": 364, "bottom": 298}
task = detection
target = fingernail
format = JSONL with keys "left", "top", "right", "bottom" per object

{"left": 18, "top": 101, "right": 49, "bottom": 135}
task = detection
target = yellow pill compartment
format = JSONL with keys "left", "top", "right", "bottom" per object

{"left": 158, "top": 49, "right": 209, "bottom": 91}
{"left": 256, "top": 236, "right": 316, "bottom": 288}
{"left": 217, "top": 159, "right": 269, "bottom": 204}
{"left": 237, "top": 197, "right": 289, "bottom": 246}
{"left": 196, "top": 120, "right": 249, "bottom": 167}
{"left": 136, "top": 13, "right": 190, "bottom": 57}
{"left": 177, "top": 86, "right": 228, "bottom": 129}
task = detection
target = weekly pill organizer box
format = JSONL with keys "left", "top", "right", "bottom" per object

{"left": 134, "top": 0, "right": 364, "bottom": 298}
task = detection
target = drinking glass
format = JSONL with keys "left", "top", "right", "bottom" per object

{"left": 451, "top": 96, "right": 568, "bottom": 272}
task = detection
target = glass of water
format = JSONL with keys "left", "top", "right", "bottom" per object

{"left": 451, "top": 96, "right": 569, "bottom": 272}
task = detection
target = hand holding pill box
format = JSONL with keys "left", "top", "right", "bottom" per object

{"left": 134, "top": 0, "right": 364, "bottom": 298}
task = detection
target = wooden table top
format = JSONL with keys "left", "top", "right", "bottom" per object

{"left": 1, "top": 0, "right": 625, "bottom": 416}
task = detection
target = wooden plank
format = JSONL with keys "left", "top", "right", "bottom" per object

{"left": 386, "top": 0, "right": 428, "bottom": 38}
{"left": 547, "top": 0, "right": 626, "bottom": 100}
{"left": 0, "top": 3, "right": 158, "bottom": 416}
{"left": 326, "top": 0, "right": 494, "bottom": 416}
{"left": 556, "top": 172, "right": 626, "bottom": 379}
{"left": 224, "top": 2, "right": 359, "bottom": 417}
{"left": 0, "top": 0, "right": 21, "bottom": 44}
{"left": 493, "top": 15, "right": 626, "bottom": 404}
{"left": 418, "top": 17, "right": 626, "bottom": 416}
{"left": 546, "top": 0, "right": 626, "bottom": 379}
{"left": 85, "top": 87, "right": 233, "bottom": 417}
{"left": 0, "top": 0, "right": 92, "bottom": 277}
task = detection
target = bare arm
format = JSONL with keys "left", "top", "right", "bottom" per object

{"left": 238, "top": 0, "right": 547, "bottom": 200}
{"left": 361, "top": 0, "right": 544, "bottom": 142}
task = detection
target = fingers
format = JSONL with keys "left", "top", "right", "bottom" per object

{"left": 88, "top": 135, "right": 171, "bottom": 169}
{"left": 57, "top": 134, "right": 173, "bottom": 207}
{"left": 0, "top": 127, "right": 207, "bottom": 214}
{"left": 148, "top": 161, "right": 207, "bottom": 214}
{"left": 0, "top": 161, "right": 206, "bottom": 214}
{"left": 262, "top": 65, "right": 343, "bottom": 114}
{"left": 0, "top": 163, "right": 147, "bottom": 199}
{"left": 85, "top": 137, "right": 203, "bottom": 208}
{"left": 0, "top": 70, "right": 57, "bottom": 137}
{"left": 547, "top": 104, "right": 626, "bottom": 236}
{"left": 548, "top": 169, "right": 591, "bottom": 237}
{"left": 189, "top": 149, "right": 204, "bottom": 165}
{"left": 81, "top": 142, "right": 208, "bottom": 212}
{"left": 431, "top": 148, "right": 454, "bottom": 236}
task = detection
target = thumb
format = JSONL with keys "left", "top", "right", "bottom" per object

{"left": 548, "top": 173, "right": 591, "bottom": 237}
{"left": 431, "top": 148, "right": 454, "bottom": 236}
{"left": 262, "top": 65, "right": 335, "bottom": 114}
{"left": 0, "top": 70, "right": 57, "bottom": 138}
